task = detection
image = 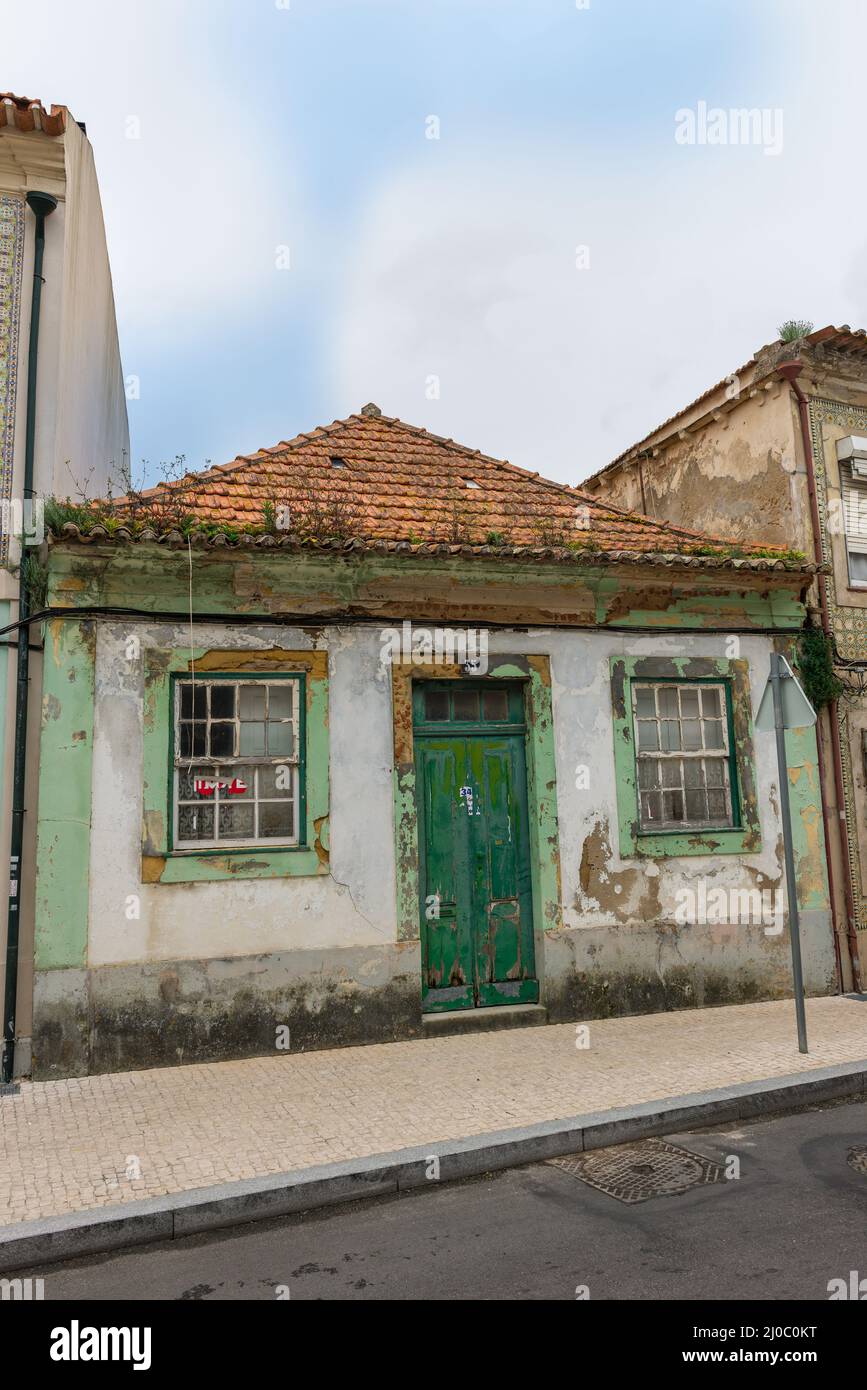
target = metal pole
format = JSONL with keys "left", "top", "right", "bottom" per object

{"left": 770, "top": 652, "right": 808, "bottom": 1053}
{"left": 2, "top": 192, "right": 56, "bottom": 1084}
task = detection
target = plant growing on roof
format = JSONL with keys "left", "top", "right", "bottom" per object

{"left": 437, "top": 485, "right": 473, "bottom": 544}
{"left": 526, "top": 500, "right": 574, "bottom": 548}
{"left": 778, "top": 319, "right": 814, "bottom": 343}
{"left": 279, "top": 479, "right": 365, "bottom": 542}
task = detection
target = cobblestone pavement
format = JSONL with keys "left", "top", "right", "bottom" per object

{"left": 2, "top": 996, "right": 865, "bottom": 1224}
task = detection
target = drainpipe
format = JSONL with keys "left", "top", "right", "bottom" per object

{"left": 778, "top": 360, "right": 862, "bottom": 993}
{"left": 2, "top": 191, "right": 57, "bottom": 1084}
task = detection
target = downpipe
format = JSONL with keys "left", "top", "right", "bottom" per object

{"left": 2, "top": 191, "right": 57, "bottom": 1083}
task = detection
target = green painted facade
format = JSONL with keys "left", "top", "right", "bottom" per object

{"left": 34, "top": 618, "right": 95, "bottom": 970}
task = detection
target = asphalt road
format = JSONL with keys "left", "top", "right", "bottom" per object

{"left": 22, "top": 1099, "right": 867, "bottom": 1300}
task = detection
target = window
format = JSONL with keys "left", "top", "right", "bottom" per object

{"left": 173, "top": 677, "right": 302, "bottom": 848}
{"left": 632, "top": 682, "right": 735, "bottom": 831}
{"left": 841, "top": 462, "right": 867, "bottom": 586}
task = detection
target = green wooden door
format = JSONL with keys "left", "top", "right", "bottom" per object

{"left": 414, "top": 683, "right": 537, "bottom": 1012}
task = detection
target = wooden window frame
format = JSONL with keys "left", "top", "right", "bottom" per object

{"left": 631, "top": 678, "right": 740, "bottom": 833}
{"left": 169, "top": 672, "right": 306, "bottom": 853}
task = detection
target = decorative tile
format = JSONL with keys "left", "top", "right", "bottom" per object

{"left": 0, "top": 194, "right": 24, "bottom": 566}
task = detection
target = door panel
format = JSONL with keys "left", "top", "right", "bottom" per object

{"left": 417, "top": 741, "right": 475, "bottom": 1010}
{"left": 414, "top": 685, "right": 537, "bottom": 1012}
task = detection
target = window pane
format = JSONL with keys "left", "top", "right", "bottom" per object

{"left": 679, "top": 689, "right": 700, "bottom": 717}
{"left": 640, "top": 791, "right": 662, "bottom": 824}
{"left": 850, "top": 550, "right": 867, "bottom": 583}
{"left": 482, "top": 689, "right": 509, "bottom": 721}
{"left": 658, "top": 687, "right": 679, "bottom": 717}
{"left": 268, "top": 685, "right": 293, "bottom": 720}
{"left": 662, "top": 789, "right": 684, "bottom": 822}
{"left": 210, "top": 685, "right": 235, "bottom": 719}
{"left": 239, "top": 722, "right": 266, "bottom": 756}
{"left": 634, "top": 687, "right": 655, "bottom": 717}
{"left": 180, "top": 684, "right": 206, "bottom": 719}
{"left": 704, "top": 720, "right": 724, "bottom": 750}
{"left": 259, "top": 764, "right": 293, "bottom": 798}
{"left": 267, "top": 722, "right": 295, "bottom": 757}
{"left": 424, "top": 689, "right": 449, "bottom": 721}
{"left": 637, "top": 759, "right": 660, "bottom": 790}
{"left": 222, "top": 765, "right": 253, "bottom": 798}
{"left": 179, "top": 722, "right": 206, "bottom": 758}
{"left": 240, "top": 685, "right": 266, "bottom": 720}
{"left": 685, "top": 789, "right": 707, "bottom": 820}
{"left": 210, "top": 722, "right": 234, "bottom": 757}
{"left": 259, "top": 801, "right": 294, "bottom": 838}
{"left": 177, "top": 803, "right": 214, "bottom": 842}
{"left": 701, "top": 688, "right": 721, "bottom": 717}
{"left": 661, "top": 759, "right": 681, "bottom": 789}
{"left": 704, "top": 759, "right": 726, "bottom": 787}
{"left": 684, "top": 761, "right": 704, "bottom": 788}
{"left": 219, "top": 803, "right": 255, "bottom": 838}
{"left": 681, "top": 720, "right": 702, "bottom": 751}
{"left": 707, "top": 789, "right": 728, "bottom": 819}
{"left": 660, "top": 719, "right": 681, "bottom": 753}
{"left": 637, "top": 721, "right": 659, "bottom": 751}
{"left": 178, "top": 764, "right": 212, "bottom": 799}
{"left": 453, "top": 690, "right": 479, "bottom": 721}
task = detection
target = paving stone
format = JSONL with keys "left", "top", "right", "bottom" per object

{"left": 1, "top": 997, "right": 865, "bottom": 1225}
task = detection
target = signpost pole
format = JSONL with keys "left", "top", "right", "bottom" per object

{"left": 769, "top": 652, "right": 809, "bottom": 1054}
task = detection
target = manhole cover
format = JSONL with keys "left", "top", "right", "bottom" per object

{"left": 547, "top": 1137, "right": 723, "bottom": 1204}
{"left": 847, "top": 1146, "right": 867, "bottom": 1177}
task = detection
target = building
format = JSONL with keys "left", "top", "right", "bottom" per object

{"left": 24, "top": 405, "right": 832, "bottom": 1077}
{"left": 581, "top": 325, "right": 867, "bottom": 993}
{"left": 0, "top": 93, "right": 130, "bottom": 1078}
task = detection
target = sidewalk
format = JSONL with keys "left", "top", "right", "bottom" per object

{"left": 2, "top": 995, "right": 866, "bottom": 1236}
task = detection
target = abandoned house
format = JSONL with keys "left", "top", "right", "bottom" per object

{"left": 17, "top": 405, "right": 835, "bottom": 1078}
{"left": 581, "top": 324, "right": 867, "bottom": 996}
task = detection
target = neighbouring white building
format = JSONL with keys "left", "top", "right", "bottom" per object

{"left": 0, "top": 92, "right": 129, "bottom": 1076}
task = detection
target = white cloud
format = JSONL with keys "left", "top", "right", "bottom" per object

{"left": 3, "top": 0, "right": 304, "bottom": 329}
{"left": 332, "top": 109, "right": 867, "bottom": 483}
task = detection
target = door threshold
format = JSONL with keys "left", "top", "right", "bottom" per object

{"left": 421, "top": 1002, "right": 548, "bottom": 1039}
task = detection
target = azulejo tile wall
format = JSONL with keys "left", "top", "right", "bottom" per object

{"left": 810, "top": 398, "right": 867, "bottom": 934}
{"left": 0, "top": 194, "right": 24, "bottom": 566}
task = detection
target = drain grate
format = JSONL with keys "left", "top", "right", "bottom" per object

{"left": 847, "top": 1146, "right": 867, "bottom": 1177}
{"left": 547, "top": 1137, "right": 724, "bottom": 1204}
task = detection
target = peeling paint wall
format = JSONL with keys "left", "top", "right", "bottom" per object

{"left": 587, "top": 387, "right": 807, "bottom": 551}
{"left": 30, "top": 605, "right": 835, "bottom": 1077}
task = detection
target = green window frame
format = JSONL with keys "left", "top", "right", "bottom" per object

{"left": 169, "top": 673, "right": 306, "bottom": 851}
{"left": 142, "top": 649, "right": 329, "bottom": 885}
{"left": 611, "top": 655, "right": 761, "bottom": 859}
{"left": 631, "top": 678, "right": 741, "bottom": 833}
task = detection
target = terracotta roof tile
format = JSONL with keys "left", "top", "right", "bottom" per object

{"left": 104, "top": 407, "right": 778, "bottom": 562}
{"left": 0, "top": 93, "right": 67, "bottom": 137}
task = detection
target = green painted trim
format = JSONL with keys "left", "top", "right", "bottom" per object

{"left": 142, "top": 650, "right": 328, "bottom": 884}
{"left": 166, "top": 670, "right": 308, "bottom": 853}
{"left": 34, "top": 619, "right": 95, "bottom": 968}
{"left": 45, "top": 544, "right": 809, "bottom": 634}
{"left": 610, "top": 654, "right": 762, "bottom": 859}
{"left": 392, "top": 657, "right": 562, "bottom": 945}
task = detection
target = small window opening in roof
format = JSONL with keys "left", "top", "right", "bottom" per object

{"left": 462, "top": 478, "right": 481, "bottom": 489}
{"left": 330, "top": 456, "right": 347, "bottom": 468}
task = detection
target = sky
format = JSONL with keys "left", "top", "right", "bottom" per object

{"left": 6, "top": 0, "right": 867, "bottom": 488}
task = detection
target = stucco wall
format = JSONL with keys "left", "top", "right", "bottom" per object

{"left": 590, "top": 386, "right": 809, "bottom": 552}
{"left": 31, "top": 617, "right": 836, "bottom": 1077}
